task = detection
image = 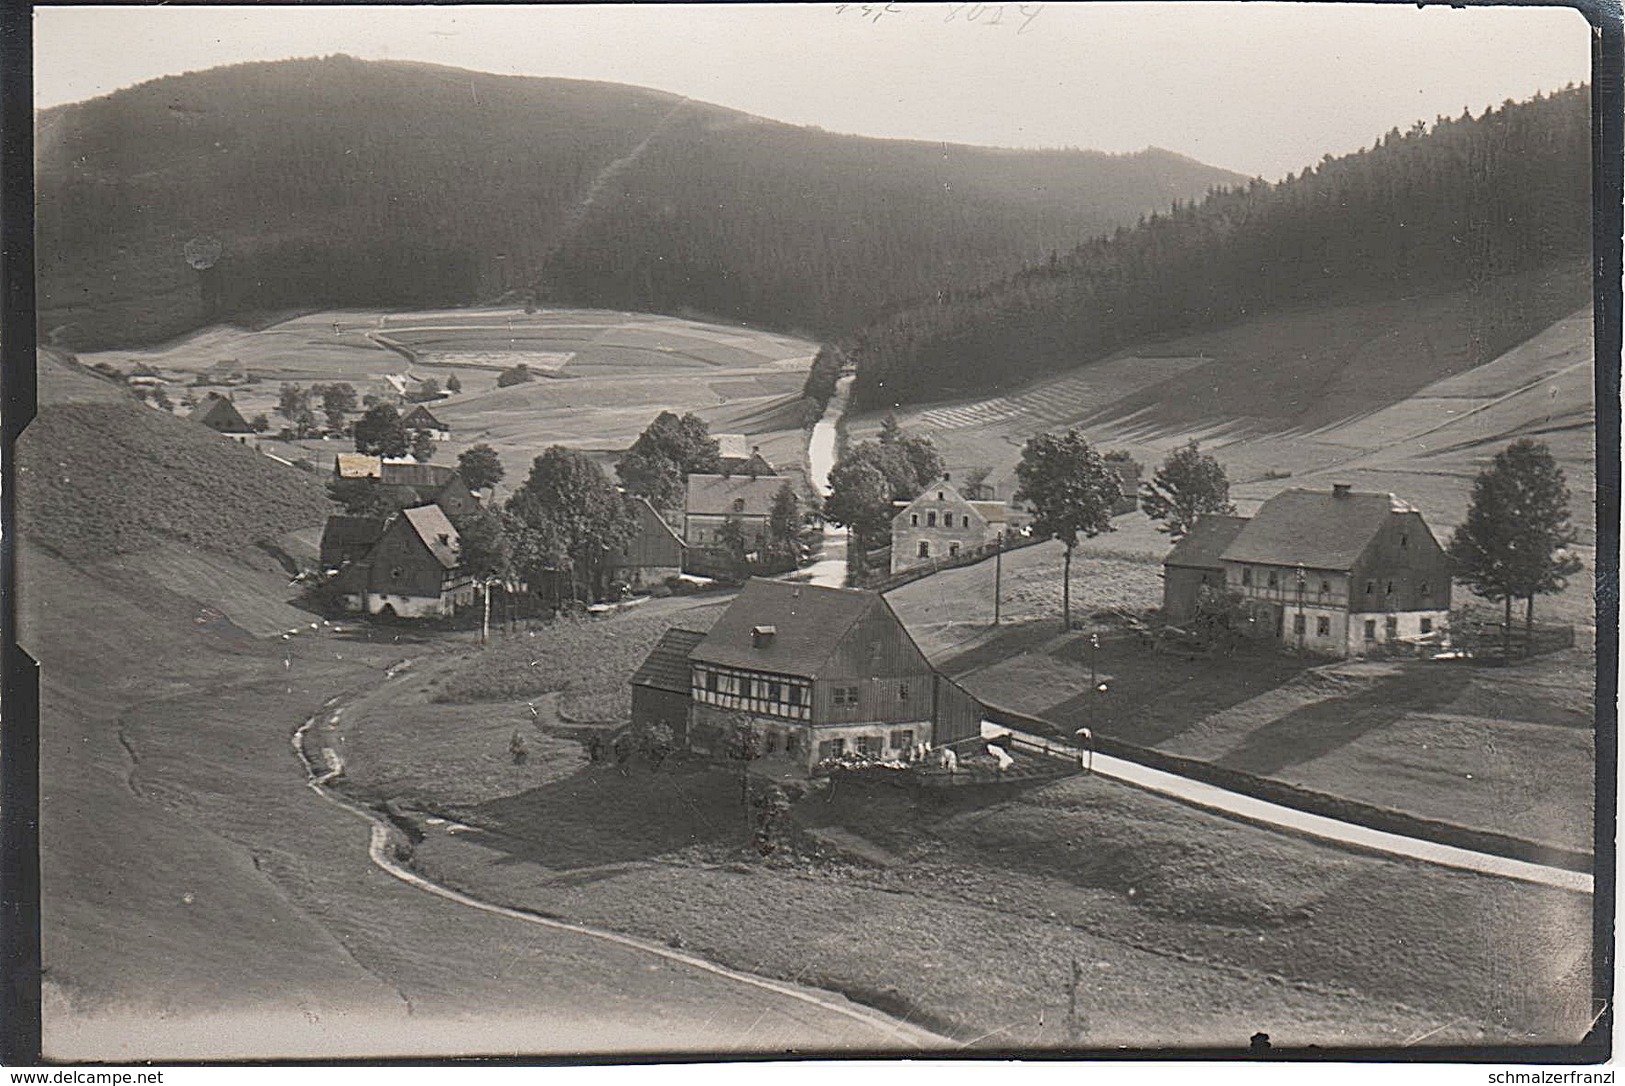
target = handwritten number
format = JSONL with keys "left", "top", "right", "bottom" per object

{"left": 1017, "top": 2, "right": 1044, "bottom": 32}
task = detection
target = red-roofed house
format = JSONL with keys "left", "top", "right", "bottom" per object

{"left": 1213, "top": 484, "right": 1451, "bottom": 655}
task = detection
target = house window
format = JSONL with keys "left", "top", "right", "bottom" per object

{"left": 1242, "top": 568, "right": 1253, "bottom": 587}
{"left": 890, "top": 729, "right": 914, "bottom": 750}
{"left": 949, "top": 542, "right": 960, "bottom": 556}
{"left": 937, "top": 492, "right": 944, "bottom": 501}
{"left": 911, "top": 513, "right": 919, "bottom": 527}
{"left": 391, "top": 566, "right": 403, "bottom": 580}
{"left": 764, "top": 731, "right": 779, "bottom": 754}
{"left": 818, "top": 739, "right": 845, "bottom": 761}
{"left": 898, "top": 683, "right": 909, "bottom": 701}
{"left": 787, "top": 686, "right": 802, "bottom": 706}
{"left": 833, "top": 686, "right": 859, "bottom": 707}
{"left": 785, "top": 733, "right": 800, "bottom": 756}
{"left": 918, "top": 541, "right": 930, "bottom": 558}
{"left": 1364, "top": 620, "right": 1377, "bottom": 641}
{"left": 1400, "top": 533, "right": 1409, "bottom": 548}
{"left": 767, "top": 681, "right": 781, "bottom": 701}
{"left": 1420, "top": 581, "right": 1430, "bottom": 597}
{"left": 927, "top": 512, "right": 937, "bottom": 527}
{"left": 1420, "top": 617, "right": 1434, "bottom": 634}
{"left": 732, "top": 498, "right": 746, "bottom": 513}
{"left": 1293, "top": 614, "right": 1306, "bottom": 634}
{"left": 705, "top": 671, "right": 718, "bottom": 693}
{"left": 1385, "top": 615, "right": 1399, "bottom": 639}
{"left": 1386, "top": 581, "right": 1394, "bottom": 596}
{"left": 1317, "top": 616, "right": 1331, "bottom": 636}
{"left": 1320, "top": 579, "right": 1331, "bottom": 595}
{"left": 855, "top": 735, "right": 882, "bottom": 758}
{"left": 1267, "top": 570, "right": 1279, "bottom": 589}
{"left": 1366, "top": 581, "right": 1375, "bottom": 596}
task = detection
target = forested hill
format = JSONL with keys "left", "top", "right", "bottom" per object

{"left": 849, "top": 86, "right": 1593, "bottom": 411}
{"left": 36, "top": 55, "right": 1244, "bottom": 349}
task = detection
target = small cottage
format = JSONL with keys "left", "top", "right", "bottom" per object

{"left": 401, "top": 404, "right": 451, "bottom": 441}
{"left": 188, "top": 393, "right": 255, "bottom": 445}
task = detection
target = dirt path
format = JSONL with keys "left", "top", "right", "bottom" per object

{"left": 992, "top": 724, "right": 1592, "bottom": 894}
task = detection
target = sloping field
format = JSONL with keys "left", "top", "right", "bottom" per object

{"left": 76, "top": 307, "right": 823, "bottom": 495}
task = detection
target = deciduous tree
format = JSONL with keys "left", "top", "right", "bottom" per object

{"left": 457, "top": 443, "right": 505, "bottom": 491}
{"left": 353, "top": 403, "right": 409, "bottom": 457}
{"left": 507, "top": 446, "right": 633, "bottom": 602}
{"left": 1014, "top": 429, "right": 1122, "bottom": 630}
{"left": 314, "top": 382, "right": 358, "bottom": 432}
{"left": 616, "top": 411, "right": 721, "bottom": 512}
{"left": 1140, "top": 440, "right": 1235, "bottom": 538}
{"left": 1447, "top": 438, "right": 1583, "bottom": 655}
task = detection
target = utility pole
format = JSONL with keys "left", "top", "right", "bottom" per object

{"left": 481, "top": 579, "right": 492, "bottom": 645}
{"left": 993, "top": 530, "right": 1003, "bottom": 626}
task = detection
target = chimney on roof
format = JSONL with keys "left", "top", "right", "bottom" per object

{"left": 751, "top": 625, "right": 776, "bottom": 648}
{"left": 1332, "top": 483, "right": 1352, "bottom": 498}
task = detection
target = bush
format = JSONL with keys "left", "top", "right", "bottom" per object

{"left": 496, "top": 363, "right": 535, "bottom": 388}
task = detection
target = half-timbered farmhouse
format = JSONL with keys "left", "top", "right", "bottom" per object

{"left": 354, "top": 504, "right": 475, "bottom": 618}
{"left": 630, "top": 579, "right": 983, "bottom": 775}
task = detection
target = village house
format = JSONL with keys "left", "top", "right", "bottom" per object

{"left": 1160, "top": 514, "right": 1251, "bottom": 623}
{"left": 683, "top": 473, "right": 785, "bottom": 549}
{"left": 333, "top": 503, "right": 474, "bottom": 618}
{"left": 331, "top": 455, "right": 480, "bottom": 516}
{"left": 889, "top": 473, "right": 1017, "bottom": 573}
{"left": 401, "top": 404, "right": 451, "bottom": 442}
{"left": 630, "top": 579, "right": 983, "bottom": 775}
{"left": 610, "top": 497, "right": 686, "bottom": 589}
{"left": 319, "top": 514, "right": 389, "bottom": 570}
{"left": 1163, "top": 485, "right": 1452, "bottom": 656}
{"left": 188, "top": 392, "right": 256, "bottom": 445}
{"left": 714, "top": 433, "right": 778, "bottom": 478}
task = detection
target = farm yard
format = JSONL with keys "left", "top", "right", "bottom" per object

{"left": 74, "top": 306, "right": 823, "bottom": 496}
{"left": 329, "top": 612, "right": 1593, "bottom": 1048}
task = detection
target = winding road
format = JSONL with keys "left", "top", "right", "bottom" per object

{"left": 802, "top": 374, "right": 855, "bottom": 588}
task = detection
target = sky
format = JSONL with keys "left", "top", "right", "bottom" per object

{"left": 33, "top": 2, "right": 1592, "bottom": 179}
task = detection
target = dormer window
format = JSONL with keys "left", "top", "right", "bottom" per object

{"left": 751, "top": 625, "right": 776, "bottom": 648}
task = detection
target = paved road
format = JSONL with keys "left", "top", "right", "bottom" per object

{"left": 989, "top": 724, "right": 1593, "bottom": 895}
{"left": 805, "top": 375, "right": 854, "bottom": 588}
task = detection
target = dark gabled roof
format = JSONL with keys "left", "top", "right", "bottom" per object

{"left": 379, "top": 461, "right": 457, "bottom": 489}
{"left": 631, "top": 627, "right": 707, "bottom": 693}
{"left": 319, "top": 515, "right": 389, "bottom": 565}
{"left": 633, "top": 496, "right": 684, "bottom": 547}
{"left": 401, "top": 404, "right": 447, "bottom": 430}
{"left": 1220, "top": 488, "right": 1419, "bottom": 571}
{"left": 188, "top": 394, "right": 251, "bottom": 433}
{"left": 400, "top": 504, "right": 461, "bottom": 569}
{"left": 718, "top": 452, "right": 778, "bottom": 478}
{"left": 685, "top": 473, "right": 786, "bottom": 517}
{"left": 690, "top": 578, "right": 888, "bottom": 679}
{"left": 1164, "top": 514, "right": 1251, "bottom": 570}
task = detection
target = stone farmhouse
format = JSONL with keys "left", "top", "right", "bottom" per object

{"left": 889, "top": 473, "right": 1018, "bottom": 574}
{"left": 1163, "top": 484, "right": 1452, "bottom": 656}
{"left": 630, "top": 579, "right": 983, "bottom": 775}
